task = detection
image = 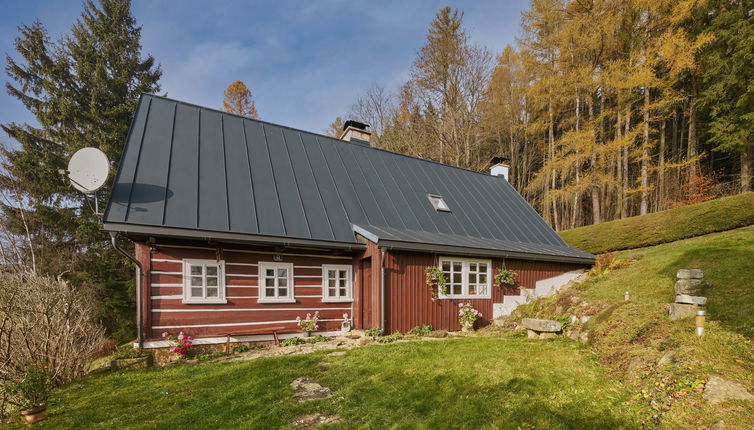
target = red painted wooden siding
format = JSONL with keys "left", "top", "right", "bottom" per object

{"left": 383, "top": 250, "right": 587, "bottom": 333}
{"left": 138, "top": 241, "right": 361, "bottom": 339}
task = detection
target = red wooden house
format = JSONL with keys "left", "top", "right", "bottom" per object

{"left": 103, "top": 95, "right": 594, "bottom": 349}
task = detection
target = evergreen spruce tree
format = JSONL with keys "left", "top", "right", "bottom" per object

{"left": 1, "top": 0, "right": 161, "bottom": 341}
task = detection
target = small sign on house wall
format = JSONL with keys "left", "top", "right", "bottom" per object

{"left": 273, "top": 254, "right": 283, "bottom": 262}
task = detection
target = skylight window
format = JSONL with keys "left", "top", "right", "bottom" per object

{"left": 427, "top": 194, "right": 450, "bottom": 212}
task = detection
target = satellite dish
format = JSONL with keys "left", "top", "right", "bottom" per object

{"left": 67, "top": 147, "right": 109, "bottom": 193}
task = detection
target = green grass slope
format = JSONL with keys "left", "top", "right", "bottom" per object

{"left": 515, "top": 226, "right": 754, "bottom": 428}
{"left": 8, "top": 338, "right": 648, "bottom": 429}
{"left": 559, "top": 192, "right": 754, "bottom": 254}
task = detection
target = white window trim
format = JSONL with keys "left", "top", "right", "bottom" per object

{"left": 437, "top": 256, "right": 492, "bottom": 299}
{"left": 321, "top": 264, "right": 353, "bottom": 303}
{"left": 258, "top": 262, "right": 295, "bottom": 304}
{"left": 182, "top": 259, "right": 227, "bottom": 304}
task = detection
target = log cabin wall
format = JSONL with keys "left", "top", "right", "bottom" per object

{"left": 136, "top": 240, "right": 362, "bottom": 340}
{"left": 383, "top": 250, "right": 587, "bottom": 333}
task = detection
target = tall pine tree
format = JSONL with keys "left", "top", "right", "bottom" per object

{"left": 1, "top": 0, "right": 161, "bottom": 341}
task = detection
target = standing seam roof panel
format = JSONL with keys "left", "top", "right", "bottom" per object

{"left": 222, "top": 115, "right": 258, "bottom": 234}
{"left": 244, "top": 121, "right": 285, "bottom": 236}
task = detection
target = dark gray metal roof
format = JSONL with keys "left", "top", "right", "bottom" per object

{"left": 104, "top": 94, "right": 594, "bottom": 263}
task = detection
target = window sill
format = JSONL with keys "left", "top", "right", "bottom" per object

{"left": 321, "top": 298, "right": 354, "bottom": 304}
{"left": 257, "top": 298, "right": 296, "bottom": 304}
{"left": 182, "top": 299, "right": 228, "bottom": 305}
{"left": 438, "top": 296, "right": 491, "bottom": 300}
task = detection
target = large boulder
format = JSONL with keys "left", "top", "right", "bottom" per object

{"left": 703, "top": 376, "right": 754, "bottom": 404}
{"left": 675, "top": 294, "right": 707, "bottom": 306}
{"left": 522, "top": 318, "right": 562, "bottom": 333}
{"left": 669, "top": 303, "right": 701, "bottom": 320}
{"left": 674, "top": 279, "right": 709, "bottom": 295}
{"left": 677, "top": 269, "right": 704, "bottom": 279}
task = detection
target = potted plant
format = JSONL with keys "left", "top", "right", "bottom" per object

{"left": 340, "top": 313, "right": 352, "bottom": 333}
{"left": 458, "top": 303, "right": 481, "bottom": 332}
{"left": 495, "top": 269, "right": 517, "bottom": 288}
{"left": 9, "top": 363, "right": 50, "bottom": 424}
{"left": 296, "top": 312, "right": 320, "bottom": 336}
{"left": 425, "top": 267, "right": 448, "bottom": 300}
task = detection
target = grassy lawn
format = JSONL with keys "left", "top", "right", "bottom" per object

{"left": 559, "top": 192, "right": 754, "bottom": 254}
{"left": 8, "top": 337, "right": 647, "bottom": 429}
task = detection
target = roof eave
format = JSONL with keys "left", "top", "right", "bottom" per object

{"left": 375, "top": 239, "right": 595, "bottom": 265}
{"left": 103, "top": 222, "right": 366, "bottom": 251}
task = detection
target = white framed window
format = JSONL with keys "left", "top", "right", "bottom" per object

{"left": 182, "top": 259, "right": 226, "bottom": 304}
{"left": 322, "top": 264, "right": 353, "bottom": 303}
{"left": 258, "top": 262, "right": 294, "bottom": 303}
{"left": 438, "top": 257, "right": 491, "bottom": 299}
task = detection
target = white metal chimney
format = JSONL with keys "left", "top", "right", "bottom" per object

{"left": 490, "top": 163, "right": 510, "bottom": 181}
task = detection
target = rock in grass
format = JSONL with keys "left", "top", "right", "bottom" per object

{"left": 677, "top": 269, "right": 704, "bottom": 279}
{"left": 292, "top": 413, "right": 341, "bottom": 429}
{"left": 703, "top": 376, "right": 754, "bottom": 404}
{"left": 290, "top": 377, "right": 333, "bottom": 402}
{"left": 668, "top": 303, "right": 701, "bottom": 320}
{"left": 522, "top": 318, "right": 562, "bottom": 333}
{"left": 675, "top": 294, "right": 707, "bottom": 305}
{"left": 674, "top": 279, "right": 709, "bottom": 295}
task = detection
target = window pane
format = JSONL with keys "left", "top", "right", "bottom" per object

{"left": 206, "top": 287, "right": 218, "bottom": 297}
{"left": 206, "top": 276, "right": 218, "bottom": 286}
{"left": 442, "top": 262, "right": 450, "bottom": 271}
{"left": 279, "top": 278, "right": 287, "bottom": 287}
{"left": 328, "top": 270, "right": 336, "bottom": 280}
{"left": 339, "top": 270, "right": 347, "bottom": 279}
{"left": 478, "top": 285, "right": 488, "bottom": 295}
{"left": 206, "top": 266, "right": 218, "bottom": 276}
{"left": 266, "top": 287, "right": 275, "bottom": 297}
{"left": 480, "top": 273, "right": 487, "bottom": 284}
{"left": 328, "top": 288, "right": 336, "bottom": 297}
{"left": 191, "top": 287, "right": 202, "bottom": 297}
{"left": 266, "top": 269, "right": 275, "bottom": 277}
{"left": 453, "top": 262, "right": 462, "bottom": 272}
{"left": 469, "top": 262, "right": 477, "bottom": 272}
{"left": 265, "top": 278, "right": 275, "bottom": 287}
{"left": 277, "top": 268, "right": 287, "bottom": 278}
{"left": 191, "top": 276, "right": 203, "bottom": 286}
{"left": 469, "top": 284, "right": 477, "bottom": 295}
{"left": 278, "top": 287, "right": 287, "bottom": 297}
{"left": 191, "top": 265, "right": 202, "bottom": 276}
{"left": 479, "top": 265, "right": 487, "bottom": 273}
{"left": 469, "top": 273, "right": 477, "bottom": 284}
{"left": 453, "top": 284, "right": 462, "bottom": 295}
{"left": 339, "top": 286, "right": 347, "bottom": 296}
{"left": 453, "top": 273, "right": 462, "bottom": 284}
{"left": 328, "top": 278, "right": 336, "bottom": 288}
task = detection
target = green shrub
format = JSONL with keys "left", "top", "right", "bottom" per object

{"left": 6, "top": 364, "right": 50, "bottom": 409}
{"left": 559, "top": 192, "right": 754, "bottom": 253}
{"left": 365, "top": 327, "right": 382, "bottom": 337}
{"left": 376, "top": 332, "right": 403, "bottom": 343}
{"left": 308, "top": 335, "right": 331, "bottom": 343}
{"left": 231, "top": 344, "right": 250, "bottom": 354}
{"left": 408, "top": 325, "right": 433, "bottom": 336}
{"left": 281, "top": 337, "right": 306, "bottom": 347}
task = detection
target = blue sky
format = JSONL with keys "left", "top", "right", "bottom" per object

{"left": 1, "top": 1, "right": 527, "bottom": 136}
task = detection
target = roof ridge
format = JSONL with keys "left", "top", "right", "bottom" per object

{"left": 141, "top": 93, "right": 505, "bottom": 181}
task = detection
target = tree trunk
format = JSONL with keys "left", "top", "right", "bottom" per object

{"left": 742, "top": 143, "right": 753, "bottom": 192}
{"left": 571, "top": 96, "right": 581, "bottom": 229}
{"left": 658, "top": 120, "right": 666, "bottom": 209}
{"left": 616, "top": 110, "right": 623, "bottom": 219}
{"left": 640, "top": 89, "right": 650, "bottom": 216}
{"left": 687, "top": 79, "right": 699, "bottom": 179}
{"left": 622, "top": 108, "right": 630, "bottom": 219}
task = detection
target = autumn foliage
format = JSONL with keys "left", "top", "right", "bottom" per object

{"left": 223, "top": 80, "right": 259, "bottom": 119}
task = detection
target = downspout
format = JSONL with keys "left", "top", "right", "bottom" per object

{"left": 109, "top": 232, "right": 144, "bottom": 349}
{"left": 380, "top": 247, "right": 386, "bottom": 331}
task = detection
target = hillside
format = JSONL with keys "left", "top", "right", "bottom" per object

{"left": 559, "top": 192, "right": 754, "bottom": 254}
{"left": 513, "top": 225, "right": 754, "bottom": 428}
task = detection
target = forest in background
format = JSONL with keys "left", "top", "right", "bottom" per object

{"left": 332, "top": 0, "right": 753, "bottom": 230}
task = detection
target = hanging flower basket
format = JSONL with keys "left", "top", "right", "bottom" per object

{"left": 425, "top": 267, "right": 447, "bottom": 301}
{"left": 495, "top": 269, "right": 517, "bottom": 288}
